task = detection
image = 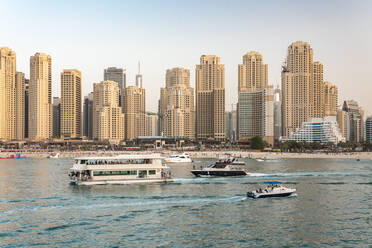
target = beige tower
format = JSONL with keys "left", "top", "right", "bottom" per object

{"left": 29, "top": 53, "right": 52, "bottom": 140}
{"left": 238, "top": 51, "right": 274, "bottom": 145}
{"left": 312, "top": 62, "right": 324, "bottom": 117}
{"left": 15, "top": 72, "right": 25, "bottom": 140}
{"left": 196, "top": 55, "right": 225, "bottom": 141}
{"left": 61, "top": 69, "right": 82, "bottom": 138}
{"left": 323, "top": 82, "right": 338, "bottom": 116}
{"left": 282, "top": 41, "right": 314, "bottom": 137}
{"left": 123, "top": 86, "right": 145, "bottom": 140}
{"left": 238, "top": 51, "right": 268, "bottom": 91}
{"left": 93, "top": 80, "right": 124, "bottom": 143}
{"left": 0, "top": 47, "right": 22, "bottom": 140}
{"left": 160, "top": 67, "right": 195, "bottom": 139}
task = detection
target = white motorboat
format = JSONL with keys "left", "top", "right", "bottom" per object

{"left": 164, "top": 153, "right": 192, "bottom": 163}
{"left": 191, "top": 157, "right": 248, "bottom": 177}
{"left": 247, "top": 182, "right": 296, "bottom": 198}
{"left": 47, "top": 153, "right": 60, "bottom": 159}
{"left": 69, "top": 154, "right": 173, "bottom": 185}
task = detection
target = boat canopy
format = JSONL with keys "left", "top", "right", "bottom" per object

{"left": 265, "top": 181, "right": 281, "bottom": 184}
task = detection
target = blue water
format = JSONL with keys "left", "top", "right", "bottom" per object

{"left": 0, "top": 158, "right": 371, "bottom": 247}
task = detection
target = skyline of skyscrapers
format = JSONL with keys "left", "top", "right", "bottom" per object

{"left": 0, "top": 42, "right": 369, "bottom": 144}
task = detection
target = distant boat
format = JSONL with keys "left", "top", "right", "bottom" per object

{"left": 0, "top": 153, "right": 27, "bottom": 159}
{"left": 164, "top": 153, "right": 192, "bottom": 163}
{"left": 47, "top": 153, "right": 60, "bottom": 159}
{"left": 191, "top": 157, "right": 248, "bottom": 177}
{"left": 254, "top": 158, "right": 265, "bottom": 162}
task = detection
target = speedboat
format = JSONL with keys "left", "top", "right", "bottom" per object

{"left": 247, "top": 181, "right": 296, "bottom": 198}
{"left": 164, "top": 153, "right": 192, "bottom": 163}
{"left": 47, "top": 153, "right": 60, "bottom": 159}
{"left": 191, "top": 158, "right": 248, "bottom": 177}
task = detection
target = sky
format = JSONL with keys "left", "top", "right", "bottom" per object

{"left": 1, "top": 0, "right": 372, "bottom": 115}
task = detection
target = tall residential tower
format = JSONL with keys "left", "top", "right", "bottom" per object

{"left": 29, "top": 53, "right": 52, "bottom": 140}
{"left": 61, "top": 69, "right": 82, "bottom": 138}
{"left": 196, "top": 55, "right": 225, "bottom": 141}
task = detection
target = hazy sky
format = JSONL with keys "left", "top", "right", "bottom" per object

{"left": 2, "top": 0, "right": 371, "bottom": 115}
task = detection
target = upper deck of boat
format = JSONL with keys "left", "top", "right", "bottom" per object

{"left": 75, "top": 154, "right": 164, "bottom": 161}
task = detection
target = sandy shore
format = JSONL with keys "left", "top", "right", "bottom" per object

{"left": 1, "top": 150, "right": 372, "bottom": 160}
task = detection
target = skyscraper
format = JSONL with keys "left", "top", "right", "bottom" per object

{"left": 61, "top": 69, "right": 82, "bottom": 138}
{"left": 146, "top": 115, "right": 159, "bottom": 136}
{"left": 29, "top": 53, "right": 52, "bottom": 140}
{"left": 323, "top": 82, "right": 338, "bottom": 116}
{"left": 135, "top": 62, "right": 142, "bottom": 88}
{"left": 83, "top": 92, "right": 94, "bottom": 139}
{"left": 366, "top": 117, "right": 372, "bottom": 143}
{"left": 237, "top": 51, "right": 274, "bottom": 145}
{"left": 24, "top": 79, "right": 29, "bottom": 138}
{"left": 339, "top": 100, "right": 364, "bottom": 142}
{"left": 196, "top": 55, "right": 225, "bottom": 141}
{"left": 52, "top": 97, "right": 61, "bottom": 138}
{"left": 15, "top": 72, "right": 25, "bottom": 140}
{"left": 0, "top": 47, "right": 19, "bottom": 140}
{"left": 274, "top": 87, "right": 282, "bottom": 140}
{"left": 160, "top": 67, "right": 195, "bottom": 139}
{"left": 93, "top": 81, "right": 125, "bottom": 143}
{"left": 104, "top": 67, "right": 126, "bottom": 89}
{"left": 123, "top": 85, "right": 145, "bottom": 140}
{"left": 282, "top": 41, "right": 331, "bottom": 138}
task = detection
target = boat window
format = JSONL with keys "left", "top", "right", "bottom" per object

{"left": 80, "top": 160, "right": 86, "bottom": 164}
{"left": 213, "top": 163, "right": 227, "bottom": 168}
{"left": 148, "top": 170, "right": 156, "bottom": 175}
{"left": 138, "top": 170, "right": 147, "bottom": 178}
{"left": 75, "top": 160, "right": 79, "bottom": 164}
{"left": 206, "top": 163, "right": 215, "bottom": 168}
{"left": 93, "top": 170, "right": 138, "bottom": 176}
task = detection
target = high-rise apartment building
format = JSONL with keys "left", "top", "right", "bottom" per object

{"left": 52, "top": 97, "right": 61, "bottom": 138}
{"left": 60, "top": 69, "right": 82, "bottom": 138}
{"left": 146, "top": 115, "right": 159, "bottom": 136}
{"left": 282, "top": 41, "right": 333, "bottom": 138}
{"left": 15, "top": 72, "right": 25, "bottom": 140}
{"left": 274, "top": 87, "right": 282, "bottom": 140}
{"left": 83, "top": 92, "right": 94, "bottom": 139}
{"left": 123, "top": 85, "right": 145, "bottom": 140}
{"left": 24, "top": 79, "right": 29, "bottom": 138}
{"left": 159, "top": 67, "right": 195, "bottom": 139}
{"left": 338, "top": 100, "right": 364, "bottom": 142}
{"left": 104, "top": 67, "right": 126, "bottom": 89}
{"left": 196, "top": 55, "right": 225, "bottom": 141}
{"left": 323, "top": 82, "right": 338, "bottom": 116}
{"left": 29, "top": 53, "right": 52, "bottom": 140}
{"left": 238, "top": 51, "right": 268, "bottom": 91}
{"left": 0, "top": 47, "right": 20, "bottom": 140}
{"left": 366, "top": 117, "right": 372, "bottom": 142}
{"left": 93, "top": 81, "right": 125, "bottom": 143}
{"left": 237, "top": 51, "right": 274, "bottom": 145}
{"left": 104, "top": 67, "right": 126, "bottom": 107}
{"left": 312, "top": 62, "right": 324, "bottom": 118}
{"left": 225, "top": 110, "right": 237, "bottom": 143}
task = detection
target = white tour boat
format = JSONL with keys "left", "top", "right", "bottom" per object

{"left": 69, "top": 154, "right": 173, "bottom": 185}
{"left": 164, "top": 153, "right": 192, "bottom": 163}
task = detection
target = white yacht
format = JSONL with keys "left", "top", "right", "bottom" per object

{"left": 247, "top": 182, "right": 296, "bottom": 198}
{"left": 164, "top": 153, "right": 192, "bottom": 163}
{"left": 191, "top": 158, "right": 248, "bottom": 177}
{"left": 69, "top": 154, "right": 173, "bottom": 185}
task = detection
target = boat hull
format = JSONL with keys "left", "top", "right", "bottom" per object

{"left": 71, "top": 178, "right": 174, "bottom": 186}
{"left": 191, "top": 170, "right": 247, "bottom": 177}
{"left": 247, "top": 190, "right": 296, "bottom": 198}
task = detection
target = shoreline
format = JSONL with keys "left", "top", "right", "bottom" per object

{"left": 1, "top": 150, "right": 371, "bottom": 160}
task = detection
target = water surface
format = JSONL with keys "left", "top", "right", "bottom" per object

{"left": 0, "top": 158, "right": 371, "bottom": 247}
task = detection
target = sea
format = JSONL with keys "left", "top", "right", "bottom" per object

{"left": 0, "top": 157, "right": 371, "bottom": 247}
